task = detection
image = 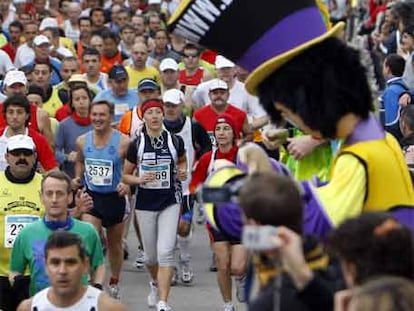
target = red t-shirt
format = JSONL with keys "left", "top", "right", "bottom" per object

{"left": 1, "top": 43, "right": 16, "bottom": 62}
{"left": 0, "top": 103, "right": 39, "bottom": 132}
{"left": 179, "top": 68, "right": 204, "bottom": 86}
{"left": 193, "top": 104, "right": 247, "bottom": 143}
{"left": 0, "top": 127, "right": 58, "bottom": 171}
{"left": 190, "top": 145, "right": 238, "bottom": 194}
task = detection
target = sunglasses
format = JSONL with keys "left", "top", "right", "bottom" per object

{"left": 183, "top": 53, "right": 199, "bottom": 58}
{"left": 9, "top": 149, "right": 34, "bottom": 157}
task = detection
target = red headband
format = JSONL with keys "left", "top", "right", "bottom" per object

{"left": 141, "top": 100, "right": 164, "bottom": 115}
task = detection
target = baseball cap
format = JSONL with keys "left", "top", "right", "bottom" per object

{"left": 39, "top": 17, "right": 58, "bottom": 31}
{"left": 7, "top": 135, "right": 36, "bottom": 152}
{"left": 215, "top": 55, "right": 235, "bottom": 69}
{"left": 163, "top": 89, "right": 184, "bottom": 105}
{"left": 148, "top": 0, "right": 161, "bottom": 4}
{"left": 68, "top": 74, "right": 87, "bottom": 84}
{"left": 138, "top": 79, "right": 160, "bottom": 92}
{"left": 33, "top": 35, "right": 50, "bottom": 47}
{"left": 108, "top": 65, "right": 128, "bottom": 81}
{"left": 159, "top": 58, "right": 178, "bottom": 72}
{"left": 209, "top": 79, "right": 228, "bottom": 91}
{"left": 4, "top": 70, "right": 27, "bottom": 87}
{"left": 215, "top": 113, "right": 238, "bottom": 139}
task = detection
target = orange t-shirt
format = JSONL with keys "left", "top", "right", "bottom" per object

{"left": 100, "top": 52, "right": 123, "bottom": 74}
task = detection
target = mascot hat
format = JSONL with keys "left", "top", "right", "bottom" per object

{"left": 168, "top": 0, "right": 344, "bottom": 94}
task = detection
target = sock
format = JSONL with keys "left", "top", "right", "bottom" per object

{"left": 109, "top": 277, "right": 119, "bottom": 285}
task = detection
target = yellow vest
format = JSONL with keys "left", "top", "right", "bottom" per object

{"left": 335, "top": 133, "right": 414, "bottom": 211}
{"left": 0, "top": 173, "right": 44, "bottom": 276}
{"left": 43, "top": 87, "right": 63, "bottom": 118}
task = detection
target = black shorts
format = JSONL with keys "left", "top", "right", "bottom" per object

{"left": 86, "top": 190, "right": 126, "bottom": 228}
{"left": 207, "top": 223, "right": 241, "bottom": 245}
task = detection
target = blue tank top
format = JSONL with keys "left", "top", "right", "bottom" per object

{"left": 83, "top": 130, "right": 123, "bottom": 193}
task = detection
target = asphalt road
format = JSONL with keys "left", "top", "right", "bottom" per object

{"left": 118, "top": 220, "right": 246, "bottom": 311}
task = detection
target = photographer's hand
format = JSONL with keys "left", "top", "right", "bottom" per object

{"left": 274, "top": 226, "right": 314, "bottom": 291}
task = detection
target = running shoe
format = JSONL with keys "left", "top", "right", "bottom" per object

{"left": 147, "top": 281, "right": 159, "bottom": 308}
{"left": 157, "top": 300, "right": 172, "bottom": 311}
{"left": 221, "top": 303, "right": 235, "bottom": 311}
{"left": 134, "top": 247, "right": 145, "bottom": 269}
{"left": 180, "top": 260, "right": 194, "bottom": 284}
{"left": 108, "top": 284, "right": 121, "bottom": 300}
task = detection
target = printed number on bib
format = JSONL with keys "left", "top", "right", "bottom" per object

{"left": 85, "top": 158, "right": 113, "bottom": 186}
{"left": 4, "top": 215, "right": 40, "bottom": 248}
{"left": 140, "top": 163, "right": 170, "bottom": 189}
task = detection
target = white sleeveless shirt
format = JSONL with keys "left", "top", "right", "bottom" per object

{"left": 175, "top": 117, "right": 194, "bottom": 196}
{"left": 31, "top": 285, "right": 101, "bottom": 311}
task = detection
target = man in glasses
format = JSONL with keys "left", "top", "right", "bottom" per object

{"left": 0, "top": 134, "right": 44, "bottom": 311}
{"left": 179, "top": 43, "right": 212, "bottom": 89}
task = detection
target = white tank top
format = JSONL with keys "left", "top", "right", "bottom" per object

{"left": 176, "top": 117, "right": 194, "bottom": 195}
{"left": 31, "top": 285, "right": 101, "bottom": 311}
{"left": 130, "top": 107, "right": 144, "bottom": 139}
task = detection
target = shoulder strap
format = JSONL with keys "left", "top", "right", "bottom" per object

{"left": 136, "top": 132, "right": 145, "bottom": 164}
{"left": 167, "top": 130, "right": 179, "bottom": 163}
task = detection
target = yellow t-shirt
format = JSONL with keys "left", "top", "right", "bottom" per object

{"left": 126, "top": 66, "right": 162, "bottom": 89}
{"left": 0, "top": 173, "right": 44, "bottom": 276}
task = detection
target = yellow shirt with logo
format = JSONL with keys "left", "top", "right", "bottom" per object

{"left": 0, "top": 172, "right": 44, "bottom": 276}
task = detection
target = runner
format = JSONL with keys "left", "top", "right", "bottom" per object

{"left": 190, "top": 114, "right": 247, "bottom": 311}
{"left": 123, "top": 99, "right": 187, "bottom": 311}
{"left": 74, "top": 100, "right": 131, "bottom": 299}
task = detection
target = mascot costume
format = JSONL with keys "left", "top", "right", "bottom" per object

{"left": 168, "top": 0, "right": 414, "bottom": 239}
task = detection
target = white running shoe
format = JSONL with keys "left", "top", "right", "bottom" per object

{"left": 180, "top": 260, "right": 194, "bottom": 284}
{"left": 134, "top": 247, "right": 145, "bottom": 269}
{"left": 157, "top": 300, "right": 172, "bottom": 311}
{"left": 147, "top": 281, "right": 159, "bottom": 308}
{"left": 108, "top": 284, "right": 121, "bottom": 300}
{"left": 221, "top": 302, "right": 235, "bottom": 311}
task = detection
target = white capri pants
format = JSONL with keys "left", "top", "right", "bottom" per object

{"left": 136, "top": 203, "right": 180, "bottom": 267}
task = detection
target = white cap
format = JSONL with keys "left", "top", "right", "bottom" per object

{"left": 209, "top": 79, "right": 229, "bottom": 91}
{"left": 163, "top": 89, "right": 184, "bottom": 105}
{"left": 39, "top": 17, "right": 58, "bottom": 31}
{"left": 7, "top": 135, "right": 36, "bottom": 152}
{"left": 4, "top": 70, "right": 27, "bottom": 87}
{"left": 148, "top": 0, "right": 161, "bottom": 4}
{"left": 159, "top": 58, "right": 178, "bottom": 72}
{"left": 13, "top": 0, "right": 26, "bottom": 4}
{"left": 215, "top": 55, "right": 235, "bottom": 69}
{"left": 33, "top": 35, "right": 50, "bottom": 46}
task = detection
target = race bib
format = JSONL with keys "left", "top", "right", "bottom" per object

{"left": 140, "top": 163, "right": 170, "bottom": 189}
{"left": 4, "top": 215, "right": 40, "bottom": 248}
{"left": 85, "top": 158, "right": 113, "bottom": 186}
{"left": 114, "top": 103, "right": 130, "bottom": 116}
